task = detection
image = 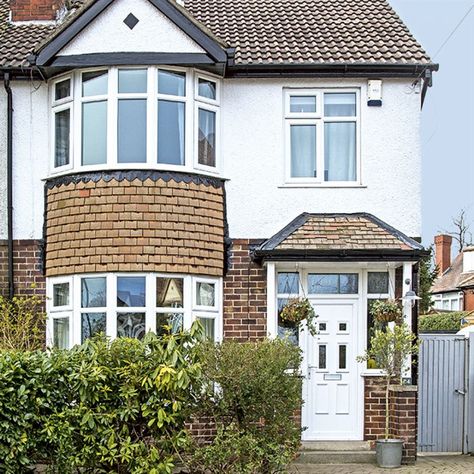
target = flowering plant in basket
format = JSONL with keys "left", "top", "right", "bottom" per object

{"left": 280, "top": 297, "right": 318, "bottom": 336}
{"left": 370, "top": 299, "right": 402, "bottom": 324}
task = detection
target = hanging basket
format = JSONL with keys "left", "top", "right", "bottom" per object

{"left": 370, "top": 299, "right": 402, "bottom": 324}
{"left": 280, "top": 297, "right": 318, "bottom": 336}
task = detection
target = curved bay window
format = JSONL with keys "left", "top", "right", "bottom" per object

{"left": 50, "top": 67, "right": 220, "bottom": 175}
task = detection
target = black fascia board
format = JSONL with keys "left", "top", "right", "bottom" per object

{"left": 226, "top": 62, "right": 439, "bottom": 79}
{"left": 34, "top": 0, "right": 227, "bottom": 67}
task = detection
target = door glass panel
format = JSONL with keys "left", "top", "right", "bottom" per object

{"left": 197, "top": 317, "right": 215, "bottom": 341}
{"left": 318, "top": 344, "right": 327, "bottom": 369}
{"left": 324, "top": 93, "right": 356, "bottom": 117}
{"left": 339, "top": 322, "right": 348, "bottom": 332}
{"left": 82, "top": 70, "right": 108, "bottom": 97}
{"left": 53, "top": 282, "right": 69, "bottom": 307}
{"left": 368, "top": 272, "right": 389, "bottom": 294}
{"left": 118, "top": 99, "right": 147, "bottom": 163}
{"left": 277, "top": 272, "right": 299, "bottom": 294}
{"left": 156, "top": 277, "right": 184, "bottom": 307}
{"left": 290, "top": 96, "right": 316, "bottom": 113}
{"left": 158, "top": 69, "right": 185, "bottom": 96}
{"left": 53, "top": 317, "right": 69, "bottom": 349}
{"left": 54, "top": 109, "right": 70, "bottom": 167}
{"left": 156, "top": 312, "right": 183, "bottom": 335}
{"left": 117, "top": 277, "right": 146, "bottom": 307}
{"left": 117, "top": 312, "right": 146, "bottom": 339}
{"left": 339, "top": 345, "right": 347, "bottom": 370}
{"left": 158, "top": 100, "right": 185, "bottom": 165}
{"left": 198, "top": 108, "right": 216, "bottom": 167}
{"left": 118, "top": 69, "right": 147, "bottom": 93}
{"left": 319, "top": 322, "right": 327, "bottom": 332}
{"left": 81, "top": 312, "right": 106, "bottom": 342}
{"left": 290, "top": 124, "right": 316, "bottom": 178}
{"left": 81, "top": 277, "right": 106, "bottom": 307}
{"left": 82, "top": 101, "right": 107, "bottom": 165}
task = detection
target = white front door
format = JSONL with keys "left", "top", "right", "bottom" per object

{"left": 303, "top": 299, "right": 362, "bottom": 440}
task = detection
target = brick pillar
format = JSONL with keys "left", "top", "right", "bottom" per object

{"left": 364, "top": 376, "right": 387, "bottom": 441}
{"left": 434, "top": 234, "right": 452, "bottom": 274}
{"left": 389, "top": 385, "right": 417, "bottom": 465}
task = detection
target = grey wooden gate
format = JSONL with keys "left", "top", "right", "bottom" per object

{"left": 418, "top": 334, "right": 467, "bottom": 452}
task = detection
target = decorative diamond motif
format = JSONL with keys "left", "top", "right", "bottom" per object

{"left": 123, "top": 13, "right": 139, "bottom": 30}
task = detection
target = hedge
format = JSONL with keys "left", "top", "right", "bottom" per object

{"left": 418, "top": 312, "right": 467, "bottom": 332}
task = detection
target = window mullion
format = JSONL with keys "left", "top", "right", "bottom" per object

{"left": 148, "top": 67, "right": 157, "bottom": 167}
{"left": 108, "top": 67, "right": 118, "bottom": 167}
{"left": 147, "top": 273, "right": 156, "bottom": 334}
{"left": 107, "top": 274, "right": 117, "bottom": 339}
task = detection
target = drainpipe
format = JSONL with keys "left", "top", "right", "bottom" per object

{"left": 3, "top": 73, "right": 14, "bottom": 298}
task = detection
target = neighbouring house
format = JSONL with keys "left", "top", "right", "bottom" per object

{"left": 0, "top": 0, "right": 437, "bottom": 459}
{"left": 432, "top": 235, "right": 474, "bottom": 311}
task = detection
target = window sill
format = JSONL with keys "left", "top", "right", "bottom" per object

{"left": 361, "top": 370, "right": 385, "bottom": 377}
{"left": 279, "top": 183, "right": 366, "bottom": 189}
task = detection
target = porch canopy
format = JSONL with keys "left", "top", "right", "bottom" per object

{"left": 253, "top": 213, "right": 426, "bottom": 262}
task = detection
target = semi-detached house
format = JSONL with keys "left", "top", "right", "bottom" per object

{"left": 0, "top": 0, "right": 437, "bottom": 452}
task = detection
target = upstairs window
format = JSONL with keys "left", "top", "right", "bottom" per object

{"left": 50, "top": 68, "right": 220, "bottom": 175}
{"left": 285, "top": 89, "right": 359, "bottom": 184}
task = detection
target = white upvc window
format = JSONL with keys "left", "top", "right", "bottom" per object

{"left": 433, "top": 292, "right": 464, "bottom": 311}
{"left": 50, "top": 67, "right": 221, "bottom": 176}
{"left": 284, "top": 88, "right": 360, "bottom": 185}
{"left": 47, "top": 273, "right": 222, "bottom": 348}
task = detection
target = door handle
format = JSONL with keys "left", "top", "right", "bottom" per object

{"left": 455, "top": 388, "right": 466, "bottom": 396}
{"left": 307, "top": 365, "right": 317, "bottom": 380}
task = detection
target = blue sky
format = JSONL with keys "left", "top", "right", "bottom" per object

{"left": 388, "top": 0, "right": 474, "bottom": 249}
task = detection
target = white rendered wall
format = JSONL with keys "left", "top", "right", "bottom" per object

{"left": 0, "top": 88, "right": 7, "bottom": 239}
{"left": 59, "top": 0, "right": 205, "bottom": 56}
{"left": 221, "top": 78, "right": 422, "bottom": 240}
{"left": 7, "top": 81, "right": 49, "bottom": 240}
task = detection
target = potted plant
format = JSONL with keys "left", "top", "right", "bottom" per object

{"left": 279, "top": 297, "right": 318, "bottom": 336}
{"left": 370, "top": 299, "right": 403, "bottom": 323}
{"left": 357, "top": 323, "right": 418, "bottom": 468}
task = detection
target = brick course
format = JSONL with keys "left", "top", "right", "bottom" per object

{"left": 45, "top": 175, "right": 225, "bottom": 277}
{"left": 223, "top": 240, "right": 267, "bottom": 341}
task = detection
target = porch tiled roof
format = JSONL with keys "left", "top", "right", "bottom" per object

{"left": 254, "top": 213, "right": 424, "bottom": 261}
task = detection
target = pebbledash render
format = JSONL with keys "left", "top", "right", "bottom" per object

{"left": 0, "top": 0, "right": 437, "bottom": 462}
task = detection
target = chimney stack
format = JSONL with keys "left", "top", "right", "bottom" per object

{"left": 10, "top": 0, "right": 62, "bottom": 22}
{"left": 434, "top": 234, "right": 452, "bottom": 274}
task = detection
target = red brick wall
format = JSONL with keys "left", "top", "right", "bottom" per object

{"left": 0, "top": 240, "right": 45, "bottom": 297}
{"left": 10, "top": 0, "right": 62, "bottom": 21}
{"left": 364, "top": 376, "right": 387, "bottom": 441}
{"left": 223, "top": 240, "right": 267, "bottom": 341}
{"left": 463, "top": 288, "right": 474, "bottom": 311}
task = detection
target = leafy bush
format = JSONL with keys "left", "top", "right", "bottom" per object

{"left": 0, "top": 326, "right": 204, "bottom": 474}
{"left": 0, "top": 290, "right": 46, "bottom": 350}
{"left": 186, "top": 339, "right": 302, "bottom": 474}
{"left": 419, "top": 312, "right": 466, "bottom": 332}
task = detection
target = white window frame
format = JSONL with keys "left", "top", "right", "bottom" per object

{"left": 47, "top": 273, "right": 222, "bottom": 348}
{"left": 283, "top": 88, "right": 361, "bottom": 186}
{"left": 49, "top": 67, "right": 221, "bottom": 177}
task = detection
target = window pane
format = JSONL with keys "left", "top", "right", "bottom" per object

{"left": 324, "top": 122, "right": 356, "bottom": 181}
{"left": 339, "top": 274, "right": 359, "bottom": 294}
{"left": 118, "top": 69, "right": 147, "bottom": 93}
{"left": 308, "top": 273, "right": 358, "bottom": 294}
{"left": 82, "top": 70, "right": 108, "bottom": 97}
{"left": 277, "top": 298, "right": 299, "bottom": 345}
{"left": 198, "top": 109, "right": 216, "bottom": 167}
{"left": 198, "top": 78, "right": 216, "bottom": 100}
{"left": 196, "top": 281, "right": 215, "bottom": 307}
{"left": 81, "top": 312, "right": 106, "bottom": 343}
{"left": 55, "top": 79, "right": 71, "bottom": 101}
{"left": 117, "top": 277, "right": 146, "bottom": 307}
{"left": 324, "top": 93, "right": 356, "bottom": 117}
{"left": 339, "top": 345, "right": 347, "bottom": 369}
{"left": 368, "top": 272, "right": 389, "bottom": 294}
{"left": 81, "top": 277, "right": 106, "bottom": 308}
{"left": 290, "top": 124, "right": 316, "bottom": 178}
{"left": 290, "top": 96, "right": 316, "bottom": 113}
{"left": 53, "top": 282, "right": 69, "bottom": 307}
{"left": 197, "top": 317, "right": 215, "bottom": 341}
{"left": 158, "top": 100, "right": 185, "bottom": 165}
{"left": 54, "top": 109, "right": 70, "bottom": 167}
{"left": 82, "top": 101, "right": 107, "bottom": 165}
{"left": 118, "top": 99, "right": 146, "bottom": 163}
{"left": 277, "top": 272, "right": 299, "bottom": 294}
{"left": 156, "top": 312, "right": 183, "bottom": 336}
{"left": 156, "top": 277, "right": 184, "bottom": 307}
{"left": 117, "top": 312, "right": 146, "bottom": 339}
{"left": 53, "top": 318, "right": 69, "bottom": 349}
{"left": 318, "top": 345, "right": 327, "bottom": 369}
{"left": 158, "top": 69, "right": 185, "bottom": 96}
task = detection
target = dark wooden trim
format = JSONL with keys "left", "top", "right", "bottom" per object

{"left": 49, "top": 52, "right": 216, "bottom": 67}
{"left": 34, "top": 0, "right": 227, "bottom": 66}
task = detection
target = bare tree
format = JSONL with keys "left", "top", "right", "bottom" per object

{"left": 441, "top": 209, "right": 473, "bottom": 252}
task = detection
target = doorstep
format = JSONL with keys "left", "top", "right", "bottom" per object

{"left": 296, "top": 441, "right": 376, "bottom": 465}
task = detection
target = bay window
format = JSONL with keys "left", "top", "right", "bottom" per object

{"left": 47, "top": 273, "right": 222, "bottom": 348}
{"left": 51, "top": 67, "right": 220, "bottom": 174}
{"left": 285, "top": 89, "right": 359, "bottom": 184}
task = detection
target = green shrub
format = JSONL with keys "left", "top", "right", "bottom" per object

{"left": 0, "top": 290, "right": 46, "bottom": 350}
{"left": 0, "top": 326, "right": 204, "bottom": 474}
{"left": 186, "top": 339, "right": 303, "bottom": 474}
{"left": 419, "top": 312, "right": 466, "bottom": 332}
